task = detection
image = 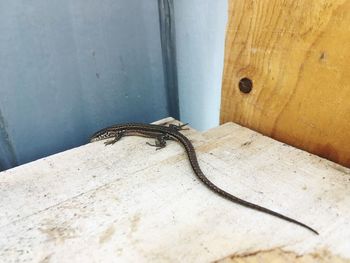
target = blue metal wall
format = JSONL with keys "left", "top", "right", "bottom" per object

{"left": 0, "top": 0, "right": 168, "bottom": 170}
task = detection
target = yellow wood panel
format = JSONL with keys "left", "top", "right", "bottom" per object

{"left": 220, "top": 0, "right": 350, "bottom": 167}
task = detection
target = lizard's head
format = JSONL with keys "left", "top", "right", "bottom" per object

{"left": 89, "top": 128, "right": 120, "bottom": 143}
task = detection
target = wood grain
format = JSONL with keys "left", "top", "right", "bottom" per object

{"left": 217, "top": 248, "right": 350, "bottom": 263}
{"left": 220, "top": 0, "right": 350, "bottom": 167}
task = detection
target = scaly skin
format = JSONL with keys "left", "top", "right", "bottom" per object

{"left": 90, "top": 122, "right": 318, "bottom": 235}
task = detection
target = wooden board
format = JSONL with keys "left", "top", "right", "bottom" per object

{"left": 220, "top": 0, "right": 350, "bottom": 168}
{"left": 0, "top": 118, "right": 350, "bottom": 262}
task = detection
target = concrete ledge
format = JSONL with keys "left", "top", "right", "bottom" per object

{"left": 0, "top": 118, "right": 349, "bottom": 262}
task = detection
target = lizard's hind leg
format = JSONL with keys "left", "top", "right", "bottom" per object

{"left": 146, "top": 135, "right": 170, "bottom": 150}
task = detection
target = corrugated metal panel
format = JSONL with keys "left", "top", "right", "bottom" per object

{"left": 0, "top": 0, "right": 168, "bottom": 170}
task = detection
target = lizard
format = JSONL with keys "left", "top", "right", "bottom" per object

{"left": 89, "top": 122, "right": 318, "bottom": 235}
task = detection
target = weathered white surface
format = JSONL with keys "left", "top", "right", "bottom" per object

{"left": 0, "top": 117, "right": 350, "bottom": 262}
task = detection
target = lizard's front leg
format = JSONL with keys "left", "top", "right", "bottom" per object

{"left": 104, "top": 131, "right": 125, "bottom": 146}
